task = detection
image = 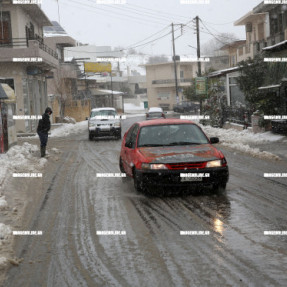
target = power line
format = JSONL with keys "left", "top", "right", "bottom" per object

{"left": 200, "top": 20, "right": 238, "bottom": 47}
{"left": 130, "top": 3, "right": 191, "bottom": 21}
{"left": 65, "top": 26, "right": 180, "bottom": 54}
{"left": 201, "top": 19, "right": 235, "bottom": 26}
{"left": 185, "top": 23, "right": 239, "bottom": 44}
{"left": 59, "top": 0, "right": 166, "bottom": 28}
{"left": 65, "top": 19, "right": 192, "bottom": 55}
{"left": 82, "top": 0, "right": 184, "bottom": 23}
{"left": 200, "top": 19, "right": 239, "bottom": 41}
{"left": 125, "top": 25, "right": 171, "bottom": 49}
{"left": 61, "top": 0, "right": 171, "bottom": 26}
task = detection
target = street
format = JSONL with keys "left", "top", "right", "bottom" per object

{"left": 3, "top": 115, "right": 287, "bottom": 287}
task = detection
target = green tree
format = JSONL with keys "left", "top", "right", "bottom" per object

{"left": 237, "top": 54, "right": 287, "bottom": 114}
{"left": 236, "top": 54, "right": 267, "bottom": 110}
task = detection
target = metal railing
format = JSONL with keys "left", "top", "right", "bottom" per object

{"left": 222, "top": 107, "right": 252, "bottom": 126}
{"left": 152, "top": 78, "right": 193, "bottom": 85}
{"left": 0, "top": 36, "right": 58, "bottom": 60}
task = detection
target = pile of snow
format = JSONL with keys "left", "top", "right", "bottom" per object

{"left": 202, "top": 125, "right": 282, "bottom": 160}
{"left": 38, "top": 158, "right": 48, "bottom": 168}
{"left": 0, "top": 257, "right": 8, "bottom": 270}
{"left": 50, "top": 121, "right": 87, "bottom": 137}
{"left": 0, "top": 197, "right": 8, "bottom": 210}
{"left": 62, "top": 116, "right": 76, "bottom": 124}
{"left": 124, "top": 103, "right": 145, "bottom": 113}
{"left": 203, "top": 126, "right": 285, "bottom": 144}
{"left": 223, "top": 143, "right": 279, "bottom": 160}
{"left": 0, "top": 224, "right": 11, "bottom": 240}
{"left": 0, "top": 142, "right": 47, "bottom": 186}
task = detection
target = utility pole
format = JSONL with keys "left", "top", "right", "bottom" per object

{"left": 195, "top": 16, "right": 204, "bottom": 115}
{"left": 56, "top": 0, "right": 61, "bottom": 24}
{"left": 172, "top": 23, "right": 179, "bottom": 103}
{"left": 195, "top": 16, "right": 201, "bottom": 77}
{"left": 110, "top": 71, "right": 114, "bottom": 108}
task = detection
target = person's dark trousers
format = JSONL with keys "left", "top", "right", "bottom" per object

{"left": 37, "top": 131, "right": 48, "bottom": 157}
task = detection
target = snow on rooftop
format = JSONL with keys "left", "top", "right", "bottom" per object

{"left": 148, "top": 107, "right": 163, "bottom": 112}
{"left": 258, "top": 84, "right": 281, "bottom": 90}
{"left": 91, "top": 107, "right": 115, "bottom": 111}
{"left": 97, "top": 89, "right": 123, "bottom": 95}
{"left": 208, "top": 66, "right": 240, "bottom": 77}
{"left": 262, "top": 40, "right": 287, "bottom": 51}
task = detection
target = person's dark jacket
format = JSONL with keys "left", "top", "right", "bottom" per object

{"left": 37, "top": 113, "right": 51, "bottom": 134}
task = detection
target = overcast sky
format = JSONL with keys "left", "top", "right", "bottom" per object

{"left": 42, "top": 0, "right": 262, "bottom": 56}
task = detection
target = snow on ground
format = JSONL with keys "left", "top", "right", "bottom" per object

{"left": 201, "top": 125, "right": 283, "bottom": 160}
{"left": 46, "top": 118, "right": 283, "bottom": 160}
{"left": 0, "top": 257, "right": 8, "bottom": 270}
{"left": 0, "top": 142, "right": 50, "bottom": 274}
{"left": 0, "top": 197, "right": 8, "bottom": 210}
{"left": 125, "top": 114, "right": 146, "bottom": 118}
{"left": 50, "top": 121, "right": 87, "bottom": 137}
{"left": 0, "top": 223, "right": 12, "bottom": 240}
{"left": 124, "top": 103, "right": 145, "bottom": 113}
{"left": 0, "top": 142, "right": 47, "bottom": 187}
{"left": 0, "top": 223, "right": 12, "bottom": 271}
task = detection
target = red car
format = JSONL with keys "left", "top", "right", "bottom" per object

{"left": 119, "top": 119, "right": 229, "bottom": 194}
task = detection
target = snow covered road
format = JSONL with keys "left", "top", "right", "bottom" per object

{"left": 2, "top": 115, "right": 287, "bottom": 286}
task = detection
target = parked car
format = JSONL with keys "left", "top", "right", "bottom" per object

{"left": 173, "top": 101, "right": 199, "bottom": 113}
{"left": 146, "top": 107, "right": 166, "bottom": 120}
{"left": 119, "top": 118, "right": 229, "bottom": 194}
{"left": 88, "top": 107, "right": 121, "bottom": 140}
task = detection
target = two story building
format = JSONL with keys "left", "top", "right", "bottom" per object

{"left": 0, "top": 1, "right": 58, "bottom": 133}
{"left": 234, "top": 7, "right": 268, "bottom": 62}
{"left": 145, "top": 61, "right": 196, "bottom": 110}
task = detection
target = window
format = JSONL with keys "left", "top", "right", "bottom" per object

{"left": 125, "top": 124, "right": 139, "bottom": 149}
{"left": 90, "top": 109, "right": 116, "bottom": 117}
{"left": 125, "top": 124, "right": 135, "bottom": 143}
{"left": 130, "top": 124, "right": 139, "bottom": 148}
{"left": 0, "top": 12, "right": 12, "bottom": 46}
{"left": 138, "top": 124, "right": 209, "bottom": 147}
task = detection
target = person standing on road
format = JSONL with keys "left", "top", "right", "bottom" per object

{"left": 37, "top": 107, "right": 53, "bottom": 157}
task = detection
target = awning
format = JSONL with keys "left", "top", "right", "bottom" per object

{"left": 262, "top": 40, "right": 287, "bottom": 52}
{"left": 1, "top": 84, "right": 16, "bottom": 103}
{"left": 208, "top": 66, "right": 240, "bottom": 78}
{"left": 0, "top": 84, "right": 8, "bottom": 100}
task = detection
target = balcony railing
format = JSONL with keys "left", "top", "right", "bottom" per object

{"left": 152, "top": 78, "right": 192, "bottom": 85}
{"left": 0, "top": 36, "right": 58, "bottom": 60}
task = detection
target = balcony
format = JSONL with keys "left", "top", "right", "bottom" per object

{"left": 237, "top": 43, "right": 254, "bottom": 62}
{"left": 0, "top": 37, "right": 59, "bottom": 68}
{"left": 152, "top": 78, "right": 192, "bottom": 87}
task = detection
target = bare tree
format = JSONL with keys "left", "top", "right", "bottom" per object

{"left": 50, "top": 65, "right": 77, "bottom": 119}
{"left": 202, "top": 33, "right": 239, "bottom": 56}
{"left": 147, "top": 55, "right": 169, "bottom": 64}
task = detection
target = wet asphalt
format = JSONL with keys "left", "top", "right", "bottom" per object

{"left": 4, "top": 115, "right": 287, "bottom": 287}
